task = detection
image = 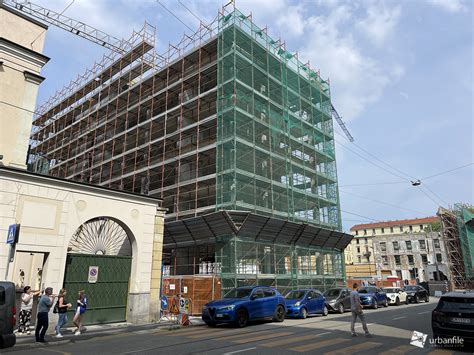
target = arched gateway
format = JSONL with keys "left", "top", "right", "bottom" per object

{"left": 63, "top": 217, "right": 134, "bottom": 324}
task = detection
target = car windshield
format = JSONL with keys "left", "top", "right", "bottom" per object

{"left": 359, "top": 287, "right": 376, "bottom": 294}
{"left": 285, "top": 290, "right": 307, "bottom": 300}
{"left": 439, "top": 297, "right": 474, "bottom": 311}
{"left": 404, "top": 286, "right": 417, "bottom": 291}
{"left": 384, "top": 288, "right": 397, "bottom": 293}
{"left": 324, "top": 289, "right": 341, "bottom": 297}
{"left": 223, "top": 288, "right": 253, "bottom": 299}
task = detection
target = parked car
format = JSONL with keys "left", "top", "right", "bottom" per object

{"left": 403, "top": 285, "right": 429, "bottom": 303}
{"left": 383, "top": 287, "right": 408, "bottom": 306}
{"left": 285, "top": 289, "right": 328, "bottom": 319}
{"left": 324, "top": 288, "right": 351, "bottom": 313}
{"left": 432, "top": 291, "right": 474, "bottom": 343}
{"left": 0, "top": 281, "right": 16, "bottom": 349}
{"left": 202, "top": 286, "right": 286, "bottom": 327}
{"left": 359, "top": 286, "right": 388, "bottom": 309}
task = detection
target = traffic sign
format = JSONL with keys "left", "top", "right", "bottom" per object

{"left": 6, "top": 224, "right": 19, "bottom": 244}
{"left": 88, "top": 266, "right": 99, "bottom": 283}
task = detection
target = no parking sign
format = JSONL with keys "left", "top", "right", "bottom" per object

{"left": 88, "top": 266, "right": 99, "bottom": 283}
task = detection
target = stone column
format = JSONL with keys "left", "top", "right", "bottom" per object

{"left": 149, "top": 210, "right": 165, "bottom": 322}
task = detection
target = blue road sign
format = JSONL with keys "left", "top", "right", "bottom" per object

{"left": 7, "top": 224, "right": 17, "bottom": 244}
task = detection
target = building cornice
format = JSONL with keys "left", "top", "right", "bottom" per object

{"left": 0, "top": 37, "right": 50, "bottom": 68}
{"left": 0, "top": 4, "right": 48, "bottom": 30}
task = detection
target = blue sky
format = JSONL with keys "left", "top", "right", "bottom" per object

{"left": 33, "top": 0, "right": 473, "bottom": 231}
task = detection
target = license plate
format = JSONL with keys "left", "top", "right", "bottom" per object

{"left": 451, "top": 317, "right": 470, "bottom": 324}
{"left": 215, "top": 314, "right": 224, "bottom": 318}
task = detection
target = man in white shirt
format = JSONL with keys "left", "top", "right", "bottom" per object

{"left": 350, "top": 283, "right": 371, "bottom": 337}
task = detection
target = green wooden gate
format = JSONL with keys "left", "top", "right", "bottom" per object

{"left": 63, "top": 253, "right": 132, "bottom": 325}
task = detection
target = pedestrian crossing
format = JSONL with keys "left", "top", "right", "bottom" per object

{"left": 158, "top": 326, "right": 454, "bottom": 354}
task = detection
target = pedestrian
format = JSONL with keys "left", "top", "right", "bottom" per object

{"left": 73, "top": 290, "right": 87, "bottom": 335}
{"left": 350, "top": 282, "right": 371, "bottom": 337}
{"left": 35, "top": 287, "right": 56, "bottom": 343}
{"left": 18, "top": 286, "right": 40, "bottom": 335}
{"left": 54, "top": 288, "right": 72, "bottom": 338}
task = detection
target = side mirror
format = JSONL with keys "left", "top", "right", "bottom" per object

{"left": 250, "top": 294, "right": 257, "bottom": 300}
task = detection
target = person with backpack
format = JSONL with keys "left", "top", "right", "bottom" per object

{"left": 73, "top": 290, "right": 87, "bottom": 335}
{"left": 18, "top": 286, "right": 40, "bottom": 335}
{"left": 54, "top": 289, "right": 72, "bottom": 338}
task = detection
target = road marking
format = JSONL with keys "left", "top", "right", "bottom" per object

{"left": 355, "top": 323, "right": 373, "bottom": 328}
{"left": 232, "top": 331, "right": 293, "bottom": 344}
{"left": 223, "top": 348, "right": 257, "bottom": 355}
{"left": 427, "top": 350, "right": 453, "bottom": 354}
{"left": 290, "top": 338, "right": 350, "bottom": 352}
{"left": 418, "top": 311, "right": 430, "bottom": 314}
{"left": 166, "top": 327, "right": 213, "bottom": 336}
{"left": 219, "top": 330, "right": 274, "bottom": 341}
{"left": 379, "top": 345, "right": 414, "bottom": 355}
{"left": 39, "top": 349, "right": 71, "bottom": 355}
{"left": 262, "top": 331, "right": 331, "bottom": 347}
{"left": 188, "top": 328, "right": 251, "bottom": 339}
{"left": 393, "top": 316, "right": 406, "bottom": 320}
{"left": 325, "top": 341, "right": 382, "bottom": 355}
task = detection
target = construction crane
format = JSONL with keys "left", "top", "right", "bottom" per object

{"left": 331, "top": 104, "right": 354, "bottom": 142}
{"left": 1, "top": 0, "right": 125, "bottom": 54}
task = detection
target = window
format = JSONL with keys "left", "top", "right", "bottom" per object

{"left": 390, "top": 227, "right": 394, "bottom": 233}
{"left": 421, "top": 254, "right": 428, "bottom": 264}
{"left": 393, "top": 241, "right": 399, "bottom": 251}
{"left": 436, "top": 254, "right": 442, "bottom": 263}
{"left": 356, "top": 238, "right": 360, "bottom": 245}
{"left": 372, "top": 228, "right": 376, "bottom": 234}
{"left": 394, "top": 255, "right": 401, "bottom": 265}
{"left": 364, "top": 229, "right": 367, "bottom": 235}
{"left": 381, "top": 227, "right": 385, "bottom": 234}
{"left": 399, "top": 226, "right": 403, "bottom": 232}
{"left": 364, "top": 238, "right": 367, "bottom": 244}
{"left": 357, "top": 247, "right": 361, "bottom": 253}
{"left": 434, "top": 239, "right": 440, "bottom": 249}
{"left": 420, "top": 225, "right": 423, "bottom": 230}
{"left": 406, "top": 241, "right": 412, "bottom": 250}
{"left": 419, "top": 240, "right": 426, "bottom": 250}
{"left": 380, "top": 242, "right": 387, "bottom": 252}
{"left": 253, "top": 289, "right": 265, "bottom": 299}
{"left": 409, "top": 225, "right": 413, "bottom": 231}
{"left": 382, "top": 256, "right": 388, "bottom": 265}
{"left": 0, "top": 286, "right": 4, "bottom": 305}
{"left": 358, "top": 256, "right": 361, "bottom": 263}
{"left": 355, "top": 230, "right": 358, "bottom": 236}
{"left": 407, "top": 255, "right": 414, "bottom": 264}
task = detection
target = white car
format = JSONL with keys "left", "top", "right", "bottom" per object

{"left": 383, "top": 287, "right": 408, "bottom": 306}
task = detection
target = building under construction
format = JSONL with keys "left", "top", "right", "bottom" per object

{"left": 29, "top": 4, "right": 352, "bottom": 296}
{"left": 438, "top": 205, "right": 474, "bottom": 290}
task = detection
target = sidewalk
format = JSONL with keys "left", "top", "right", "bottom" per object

{"left": 8, "top": 316, "right": 205, "bottom": 352}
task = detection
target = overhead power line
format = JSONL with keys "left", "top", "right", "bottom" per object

{"left": 156, "top": 0, "right": 194, "bottom": 32}
{"left": 340, "top": 209, "right": 378, "bottom": 222}
{"left": 339, "top": 181, "right": 406, "bottom": 187}
{"left": 421, "top": 162, "right": 474, "bottom": 181}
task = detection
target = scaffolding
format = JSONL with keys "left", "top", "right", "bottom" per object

{"left": 438, "top": 205, "right": 474, "bottom": 289}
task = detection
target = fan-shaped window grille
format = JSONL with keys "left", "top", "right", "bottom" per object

{"left": 69, "top": 217, "right": 132, "bottom": 256}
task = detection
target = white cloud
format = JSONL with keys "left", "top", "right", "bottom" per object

{"left": 427, "top": 0, "right": 468, "bottom": 13}
{"left": 356, "top": 2, "right": 402, "bottom": 46}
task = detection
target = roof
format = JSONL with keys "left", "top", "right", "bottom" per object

{"left": 0, "top": 4, "right": 48, "bottom": 30}
{"left": 350, "top": 217, "right": 439, "bottom": 231}
{"left": 165, "top": 211, "right": 353, "bottom": 251}
{"left": 0, "top": 165, "right": 164, "bottom": 209}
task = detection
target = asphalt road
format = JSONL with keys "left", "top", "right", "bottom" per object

{"left": 6, "top": 299, "right": 472, "bottom": 354}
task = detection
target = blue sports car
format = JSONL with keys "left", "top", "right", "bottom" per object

{"left": 202, "top": 286, "right": 286, "bottom": 327}
{"left": 285, "top": 289, "right": 328, "bottom": 319}
{"left": 358, "top": 286, "right": 388, "bottom": 309}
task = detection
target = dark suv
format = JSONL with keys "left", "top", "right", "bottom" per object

{"left": 0, "top": 282, "right": 16, "bottom": 349}
{"left": 432, "top": 291, "right": 474, "bottom": 343}
{"left": 404, "top": 285, "right": 429, "bottom": 303}
{"left": 324, "top": 288, "right": 351, "bottom": 313}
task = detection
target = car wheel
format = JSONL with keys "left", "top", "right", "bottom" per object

{"left": 338, "top": 303, "right": 345, "bottom": 314}
{"left": 414, "top": 295, "right": 419, "bottom": 304}
{"left": 425, "top": 295, "right": 430, "bottom": 303}
{"left": 405, "top": 298, "right": 409, "bottom": 305}
{"left": 384, "top": 299, "right": 388, "bottom": 307}
{"left": 373, "top": 300, "right": 378, "bottom": 309}
{"left": 205, "top": 321, "right": 217, "bottom": 327}
{"left": 323, "top": 306, "right": 328, "bottom": 317}
{"left": 273, "top": 305, "right": 285, "bottom": 323}
{"left": 235, "top": 309, "right": 249, "bottom": 328}
{"left": 395, "top": 297, "right": 400, "bottom": 306}
{"left": 301, "top": 307, "right": 308, "bottom": 319}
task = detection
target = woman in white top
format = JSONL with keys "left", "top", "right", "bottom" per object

{"left": 18, "top": 286, "right": 40, "bottom": 335}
